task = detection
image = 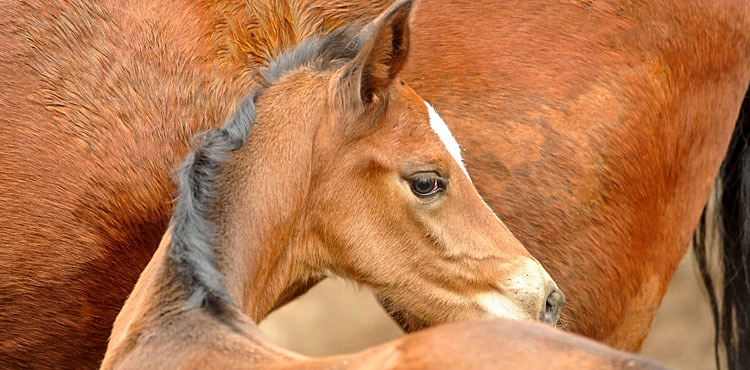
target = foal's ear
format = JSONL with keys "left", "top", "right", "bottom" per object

{"left": 339, "top": 0, "right": 412, "bottom": 107}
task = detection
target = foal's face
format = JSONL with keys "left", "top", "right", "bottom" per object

{"left": 265, "top": 0, "right": 563, "bottom": 329}
{"left": 308, "top": 80, "right": 563, "bottom": 329}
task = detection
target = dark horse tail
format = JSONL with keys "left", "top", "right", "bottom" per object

{"left": 693, "top": 86, "right": 750, "bottom": 370}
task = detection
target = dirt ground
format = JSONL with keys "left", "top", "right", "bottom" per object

{"left": 640, "top": 249, "right": 715, "bottom": 370}
{"left": 259, "top": 249, "right": 715, "bottom": 369}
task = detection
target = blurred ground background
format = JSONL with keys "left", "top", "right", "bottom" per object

{"left": 260, "top": 248, "right": 714, "bottom": 369}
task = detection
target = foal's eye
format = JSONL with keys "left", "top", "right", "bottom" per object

{"left": 409, "top": 176, "right": 444, "bottom": 198}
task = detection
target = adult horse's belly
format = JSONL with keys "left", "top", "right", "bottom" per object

{"left": 403, "top": 0, "right": 750, "bottom": 350}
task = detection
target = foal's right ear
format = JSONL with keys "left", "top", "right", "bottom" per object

{"left": 336, "top": 0, "right": 413, "bottom": 109}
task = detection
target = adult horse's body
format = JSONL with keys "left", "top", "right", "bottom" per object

{"left": 401, "top": 0, "right": 750, "bottom": 359}
{"left": 1, "top": 0, "right": 749, "bottom": 368}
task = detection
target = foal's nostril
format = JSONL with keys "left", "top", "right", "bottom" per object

{"left": 542, "top": 289, "right": 565, "bottom": 325}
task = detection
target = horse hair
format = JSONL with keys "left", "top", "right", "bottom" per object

{"left": 260, "top": 22, "right": 368, "bottom": 85}
{"left": 168, "top": 92, "right": 258, "bottom": 309}
{"left": 166, "top": 22, "right": 369, "bottom": 312}
{"left": 693, "top": 85, "right": 750, "bottom": 370}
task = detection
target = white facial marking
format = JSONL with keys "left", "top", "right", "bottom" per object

{"left": 425, "top": 101, "right": 515, "bottom": 232}
{"left": 475, "top": 259, "right": 555, "bottom": 320}
{"left": 425, "top": 102, "right": 471, "bottom": 180}
{"left": 475, "top": 292, "right": 527, "bottom": 319}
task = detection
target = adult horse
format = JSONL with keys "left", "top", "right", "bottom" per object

{"left": 0, "top": 0, "right": 565, "bottom": 368}
{"left": 0, "top": 0, "right": 748, "bottom": 368}
{"left": 101, "top": 7, "right": 660, "bottom": 367}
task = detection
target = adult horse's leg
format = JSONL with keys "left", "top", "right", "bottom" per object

{"left": 694, "top": 87, "right": 750, "bottom": 370}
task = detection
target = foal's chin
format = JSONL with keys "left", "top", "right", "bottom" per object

{"left": 377, "top": 294, "right": 559, "bottom": 333}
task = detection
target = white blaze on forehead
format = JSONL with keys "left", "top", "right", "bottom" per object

{"left": 425, "top": 102, "right": 470, "bottom": 180}
{"left": 424, "top": 103, "right": 516, "bottom": 232}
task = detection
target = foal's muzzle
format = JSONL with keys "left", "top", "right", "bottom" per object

{"left": 542, "top": 288, "right": 565, "bottom": 325}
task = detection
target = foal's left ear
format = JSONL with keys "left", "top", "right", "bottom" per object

{"left": 339, "top": 0, "right": 412, "bottom": 107}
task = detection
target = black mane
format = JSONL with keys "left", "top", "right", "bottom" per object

{"left": 166, "top": 23, "right": 368, "bottom": 311}
{"left": 168, "top": 92, "right": 257, "bottom": 308}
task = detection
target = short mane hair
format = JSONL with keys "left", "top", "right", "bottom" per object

{"left": 167, "top": 22, "right": 368, "bottom": 313}
{"left": 260, "top": 22, "right": 368, "bottom": 85}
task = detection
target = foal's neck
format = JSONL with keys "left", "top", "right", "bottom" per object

{"left": 208, "top": 84, "right": 329, "bottom": 321}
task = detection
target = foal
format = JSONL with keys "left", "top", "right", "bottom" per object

{"left": 104, "top": 1, "right": 563, "bottom": 367}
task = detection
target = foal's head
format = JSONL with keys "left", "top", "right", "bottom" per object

{"left": 209, "top": 0, "right": 563, "bottom": 329}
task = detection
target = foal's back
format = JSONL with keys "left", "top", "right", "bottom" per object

{"left": 107, "top": 312, "right": 666, "bottom": 369}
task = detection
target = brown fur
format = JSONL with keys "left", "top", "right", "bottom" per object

{"left": 0, "top": 0, "right": 254, "bottom": 367}
{"left": 1, "top": 0, "right": 749, "bottom": 367}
